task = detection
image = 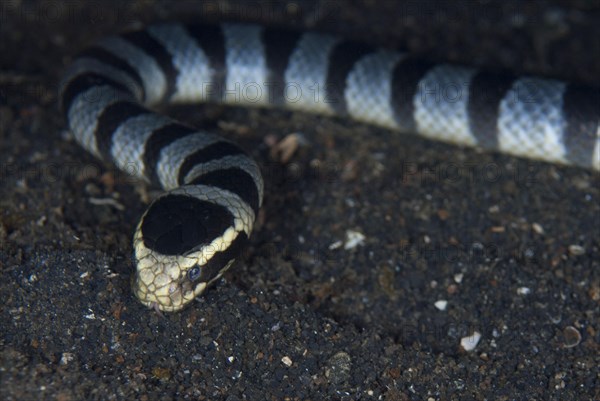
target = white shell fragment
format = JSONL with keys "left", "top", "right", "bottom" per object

{"left": 344, "top": 230, "right": 366, "bottom": 250}
{"left": 434, "top": 300, "right": 448, "bottom": 310}
{"left": 460, "top": 331, "right": 482, "bottom": 351}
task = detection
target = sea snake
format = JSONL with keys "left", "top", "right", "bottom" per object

{"left": 59, "top": 22, "right": 600, "bottom": 312}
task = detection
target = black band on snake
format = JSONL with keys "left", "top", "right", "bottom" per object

{"left": 59, "top": 22, "right": 600, "bottom": 312}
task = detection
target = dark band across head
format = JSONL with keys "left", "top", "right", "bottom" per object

{"left": 140, "top": 194, "right": 234, "bottom": 255}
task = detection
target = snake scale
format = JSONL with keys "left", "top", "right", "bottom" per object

{"left": 59, "top": 22, "right": 600, "bottom": 312}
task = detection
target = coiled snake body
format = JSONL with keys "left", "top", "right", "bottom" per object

{"left": 59, "top": 22, "right": 600, "bottom": 312}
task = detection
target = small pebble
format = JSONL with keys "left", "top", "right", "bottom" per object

{"left": 532, "top": 222, "right": 544, "bottom": 234}
{"left": 270, "top": 132, "right": 307, "bottom": 163}
{"left": 88, "top": 197, "right": 125, "bottom": 211}
{"left": 60, "top": 353, "right": 74, "bottom": 365}
{"left": 491, "top": 225, "right": 505, "bottom": 233}
{"left": 568, "top": 245, "right": 585, "bottom": 256}
{"left": 281, "top": 356, "right": 293, "bottom": 367}
{"left": 562, "top": 326, "right": 581, "bottom": 348}
{"left": 325, "top": 352, "right": 352, "bottom": 384}
{"left": 344, "top": 230, "right": 365, "bottom": 250}
{"left": 434, "top": 300, "right": 448, "bottom": 310}
{"left": 329, "top": 240, "right": 343, "bottom": 250}
{"left": 151, "top": 367, "right": 171, "bottom": 380}
{"left": 447, "top": 284, "right": 458, "bottom": 295}
{"left": 460, "top": 331, "right": 482, "bottom": 351}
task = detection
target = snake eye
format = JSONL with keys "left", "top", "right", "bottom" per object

{"left": 188, "top": 266, "right": 201, "bottom": 281}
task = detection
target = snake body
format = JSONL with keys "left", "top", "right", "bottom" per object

{"left": 59, "top": 22, "right": 600, "bottom": 312}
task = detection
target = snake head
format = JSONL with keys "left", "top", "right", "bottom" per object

{"left": 130, "top": 188, "right": 255, "bottom": 312}
{"left": 131, "top": 249, "right": 210, "bottom": 312}
{"left": 131, "top": 228, "right": 244, "bottom": 311}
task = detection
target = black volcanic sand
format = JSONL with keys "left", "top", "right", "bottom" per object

{"left": 1, "top": 1, "right": 598, "bottom": 400}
